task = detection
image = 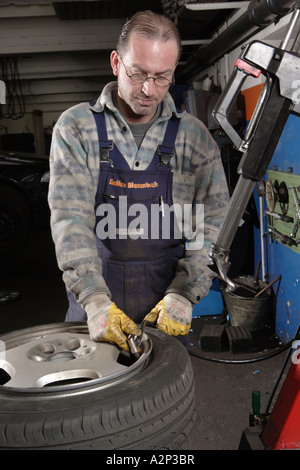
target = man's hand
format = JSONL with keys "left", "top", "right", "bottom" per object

{"left": 83, "top": 293, "right": 141, "bottom": 352}
{"left": 144, "top": 293, "right": 192, "bottom": 336}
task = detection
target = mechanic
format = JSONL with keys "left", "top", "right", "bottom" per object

{"left": 48, "top": 10, "right": 229, "bottom": 352}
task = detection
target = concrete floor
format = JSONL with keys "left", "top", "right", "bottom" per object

{"left": 0, "top": 228, "right": 290, "bottom": 450}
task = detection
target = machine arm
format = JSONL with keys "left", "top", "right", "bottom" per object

{"left": 209, "top": 5, "right": 300, "bottom": 292}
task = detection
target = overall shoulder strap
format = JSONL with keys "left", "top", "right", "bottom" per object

{"left": 150, "top": 114, "right": 181, "bottom": 170}
{"left": 90, "top": 106, "right": 130, "bottom": 170}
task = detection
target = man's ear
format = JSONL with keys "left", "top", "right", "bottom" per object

{"left": 110, "top": 50, "right": 119, "bottom": 76}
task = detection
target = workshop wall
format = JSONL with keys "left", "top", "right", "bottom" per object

{"left": 0, "top": 4, "right": 121, "bottom": 154}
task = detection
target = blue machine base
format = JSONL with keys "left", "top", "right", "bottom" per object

{"left": 192, "top": 279, "right": 224, "bottom": 317}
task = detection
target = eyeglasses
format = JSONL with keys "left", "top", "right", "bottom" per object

{"left": 119, "top": 56, "right": 173, "bottom": 88}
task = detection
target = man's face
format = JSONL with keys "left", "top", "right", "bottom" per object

{"left": 110, "top": 33, "right": 178, "bottom": 123}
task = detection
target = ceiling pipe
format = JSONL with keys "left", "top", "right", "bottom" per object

{"left": 176, "top": 0, "right": 297, "bottom": 82}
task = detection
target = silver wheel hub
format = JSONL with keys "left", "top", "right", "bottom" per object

{"left": 0, "top": 326, "right": 152, "bottom": 391}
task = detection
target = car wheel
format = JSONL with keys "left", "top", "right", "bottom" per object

{"left": 0, "top": 322, "right": 195, "bottom": 450}
{"left": 0, "top": 184, "right": 33, "bottom": 256}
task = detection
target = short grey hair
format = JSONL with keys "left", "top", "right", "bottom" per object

{"left": 117, "top": 10, "right": 182, "bottom": 61}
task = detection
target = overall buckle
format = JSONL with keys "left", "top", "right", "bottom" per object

{"left": 99, "top": 139, "right": 114, "bottom": 167}
{"left": 156, "top": 145, "right": 174, "bottom": 168}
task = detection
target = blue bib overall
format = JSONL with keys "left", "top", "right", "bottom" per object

{"left": 66, "top": 110, "right": 185, "bottom": 324}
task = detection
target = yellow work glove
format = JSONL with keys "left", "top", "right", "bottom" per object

{"left": 83, "top": 293, "right": 141, "bottom": 352}
{"left": 144, "top": 293, "right": 192, "bottom": 336}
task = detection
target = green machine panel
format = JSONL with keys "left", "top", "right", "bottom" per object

{"left": 265, "top": 170, "right": 300, "bottom": 254}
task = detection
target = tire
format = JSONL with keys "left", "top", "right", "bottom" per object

{"left": 0, "top": 323, "right": 195, "bottom": 450}
{"left": 0, "top": 184, "right": 33, "bottom": 256}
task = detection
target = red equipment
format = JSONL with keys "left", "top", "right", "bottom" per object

{"left": 261, "top": 353, "right": 300, "bottom": 449}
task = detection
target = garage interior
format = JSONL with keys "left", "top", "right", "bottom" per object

{"left": 0, "top": 0, "right": 300, "bottom": 451}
